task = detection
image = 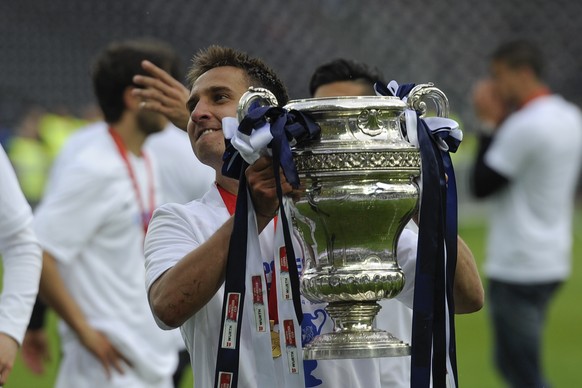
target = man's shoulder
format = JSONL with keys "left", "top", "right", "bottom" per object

{"left": 154, "top": 187, "right": 223, "bottom": 220}
{"left": 56, "top": 126, "right": 121, "bottom": 179}
{"left": 518, "top": 95, "right": 581, "bottom": 122}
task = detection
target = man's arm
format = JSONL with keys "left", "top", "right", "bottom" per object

{"left": 453, "top": 237, "right": 484, "bottom": 313}
{"left": 148, "top": 215, "right": 234, "bottom": 328}
{"left": 39, "top": 251, "right": 131, "bottom": 377}
{"left": 21, "top": 299, "right": 51, "bottom": 374}
{"left": 148, "top": 156, "right": 289, "bottom": 328}
{"left": 470, "top": 79, "right": 510, "bottom": 198}
{"left": 470, "top": 135, "right": 510, "bottom": 198}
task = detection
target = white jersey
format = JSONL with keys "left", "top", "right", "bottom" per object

{"left": 484, "top": 95, "right": 582, "bottom": 283}
{"left": 34, "top": 124, "right": 177, "bottom": 386}
{"left": 145, "top": 183, "right": 417, "bottom": 387}
{"left": 0, "top": 145, "right": 42, "bottom": 345}
{"left": 145, "top": 124, "right": 215, "bottom": 204}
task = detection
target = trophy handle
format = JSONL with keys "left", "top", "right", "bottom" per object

{"left": 407, "top": 83, "right": 449, "bottom": 118}
{"left": 237, "top": 87, "right": 279, "bottom": 122}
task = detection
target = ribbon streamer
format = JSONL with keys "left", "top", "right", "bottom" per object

{"left": 214, "top": 105, "right": 320, "bottom": 388}
{"left": 376, "top": 81, "right": 462, "bottom": 388}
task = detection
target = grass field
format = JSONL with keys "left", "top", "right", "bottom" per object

{"left": 5, "top": 207, "right": 582, "bottom": 387}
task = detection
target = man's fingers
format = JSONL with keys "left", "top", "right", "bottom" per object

{"left": 98, "top": 357, "right": 112, "bottom": 380}
{"left": 141, "top": 60, "right": 183, "bottom": 86}
{"left": 107, "top": 346, "right": 132, "bottom": 375}
{"left": 132, "top": 76, "right": 182, "bottom": 99}
{"left": 108, "top": 353, "right": 125, "bottom": 375}
{"left": 114, "top": 347, "right": 133, "bottom": 368}
{"left": 21, "top": 351, "right": 44, "bottom": 374}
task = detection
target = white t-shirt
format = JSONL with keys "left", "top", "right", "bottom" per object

{"left": 145, "top": 125, "right": 215, "bottom": 204}
{"left": 0, "top": 145, "right": 42, "bottom": 345}
{"left": 34, "top": 125, "right": 177, "bottom": 383}
{"left": 484, "top": 95, "right": 582, "bottom": 283}
{"left": 145, "top": 183, "right": 417, "bottom": 387}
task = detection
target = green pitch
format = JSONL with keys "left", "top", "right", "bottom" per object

{"left": 5, "top": 209, "right": 582, "bottom": 387}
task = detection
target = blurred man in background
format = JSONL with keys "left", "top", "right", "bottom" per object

{"left": 308, "top": 58, "right": 414, "bottom": 387}
{"left": 32, "top": 39, "right": 181, "bottom": 388}
{"left": 470, "top": 39, "right": 582, "bottom": 388}
{"left": 22, "top": 45, "right": 215, "bottom": 388}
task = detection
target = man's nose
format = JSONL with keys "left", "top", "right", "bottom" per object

{"left": 191, "top": 100, "right": 211, "bottom": 122}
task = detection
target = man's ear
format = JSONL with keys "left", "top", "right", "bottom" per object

{"left": 123, "top": 86, "right": 140, "bottom": 111}
{"left": 516, "top": 66, "right": 536, "bottom": 83}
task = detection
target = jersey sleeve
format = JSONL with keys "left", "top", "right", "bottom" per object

{"left": 394, "top": 228, "right": 418, "bottom": 308}
{"left": 484, "top": 118, "right": 540, "bottom": 179}
{"left": 0, "top": 146, "right": 42, "bottom": 344}
{"left": 144, "top": 204, "right": 201, "bottom": 329}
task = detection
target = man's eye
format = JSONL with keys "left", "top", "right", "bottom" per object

{"left": 214, "top": 94, "right": 228, "bottom": 102}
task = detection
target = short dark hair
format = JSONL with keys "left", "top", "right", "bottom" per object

{"left": 91, "top": 39, "right": 182, "bottom": 123}
{"left": 491, "top": 40, "right": 544, "bottom": 78}
{"left": 309, "top": 58, "right": 385, "bottom": 96}
{"left": 187, "top": 45, "right": 289, "bottom": 106}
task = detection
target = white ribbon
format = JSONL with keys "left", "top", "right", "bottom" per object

{"left": 223, "top": 117, "right": 273, "bottom": 165}
{"left": 375, "top": 81, "right": 463, "bottom": 152}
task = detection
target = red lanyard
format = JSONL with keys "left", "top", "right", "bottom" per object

{"left": 519, "top": 87, "right": 551, "bottom": 109}
{"left": 217, "top": 183, "right": 280, "bottom": 323}
{"left": 108, "top": 127, "right": 155, "bottom": 234}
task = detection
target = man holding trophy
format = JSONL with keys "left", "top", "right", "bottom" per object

{"left": 141, "top": 46, "right": 483, "bottom": 387}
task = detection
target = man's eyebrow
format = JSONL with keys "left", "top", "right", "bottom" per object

{"left": 208, "top": 85, "right": 233, "bottom": 95}
{"left": 186, "top": 85, "right": 234, "bottom": 112}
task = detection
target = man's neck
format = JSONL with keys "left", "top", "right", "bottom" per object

{"left": 109, "top": 117, "right": 146, "bottom": 156}
{"left": 215, "top": 174, "right": 239, "bottom": 195}
{"left": 517, "top": 82, "right": 550, "bottom": 109}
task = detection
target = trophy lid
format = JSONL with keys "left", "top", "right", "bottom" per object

{"left": 285, "top": 96, "right": 406, "bottom": 116}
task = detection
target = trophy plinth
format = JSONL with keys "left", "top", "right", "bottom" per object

{"left": 302, "top": 301, "right": 411, "bottom": 359}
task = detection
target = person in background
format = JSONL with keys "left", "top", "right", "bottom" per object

{"left": 308, "top": 57, "right": 485, "bottom": 387}
{"left": 0, "top": 144, "right": 42, "bottom": 386}
{"left": 32, "top": 39, "right": 181, "bottom": 388}
{"left": 470, "top": 39, "right": 582, "bottom": 388}
{"left": 21, "top": 74, "right": 212, "bottom": 388}
{"left": 6, "top": 106, "right": 51, "bottom": 209}
{"left": 308, "top": 58, "right": 414, "bottom": 387}
{"left": 309, "top": 58, "right": 383, "bottom": 98}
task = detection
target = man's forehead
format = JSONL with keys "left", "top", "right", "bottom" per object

{"left": 191, "top": 66, "right": 248, "bottom": 93}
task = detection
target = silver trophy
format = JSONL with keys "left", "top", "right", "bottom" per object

{"left": 238, "top": 85, "right": 449, "bottom": 360}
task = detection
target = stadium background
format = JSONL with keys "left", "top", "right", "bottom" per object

{"left": 1, "top": 0, "right": 582, "bottom": 129}
{"left": 1, "top": 1, "right": 582, "bottom": 387}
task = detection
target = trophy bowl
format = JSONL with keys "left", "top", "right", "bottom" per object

{"left": 284, "top": 95, "right": 421, "bottom": 360}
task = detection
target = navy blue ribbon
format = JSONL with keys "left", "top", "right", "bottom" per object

{"left": 214, "top": 163, "right": 249, "bottom": 388}
{"left": 377, "top": 82, "right": 460, "bottom": 387}
{"left": 214, "top": 107, "right": 319, "bottom": 388}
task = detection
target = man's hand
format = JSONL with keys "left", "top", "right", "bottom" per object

{"left": 78, "top": 327, "right": 132, "bottom": 379}
{"left": 246, "top": 155, "right": 295, "bottom": 230}
{"left": 132, "top": 60, "right": 190, "bottom": 130}
{"left": 0, "top": 333, "right": 19, "bottom": 385}
{"left": 472, "top": 79, "right": 508, "bottom": 132}
{"left": 21, "top": 329, "right": 50, "bottom": 374}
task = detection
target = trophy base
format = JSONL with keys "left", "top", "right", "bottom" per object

{"left": 302, "top": 329, "right": 411, "bottom": 360}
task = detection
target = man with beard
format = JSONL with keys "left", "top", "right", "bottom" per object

{"left": 32, "top": 40, "right": 179, "bottom": 388}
